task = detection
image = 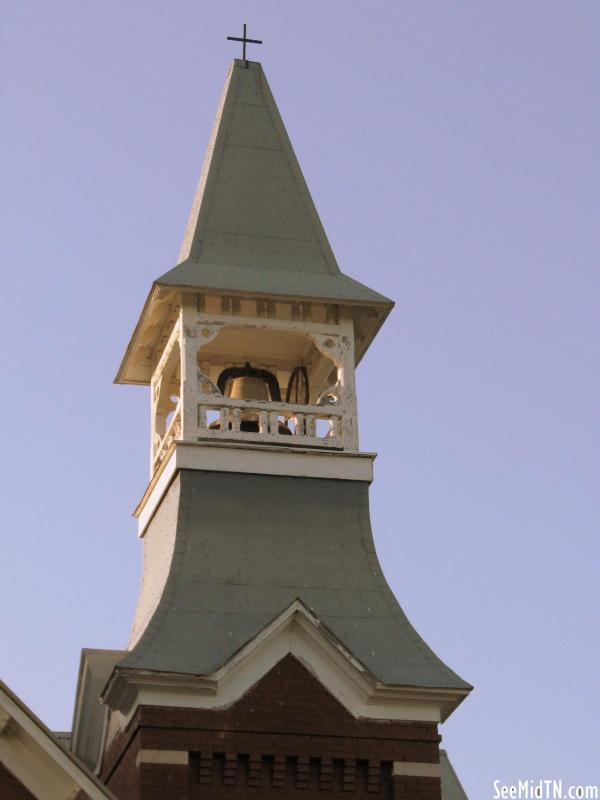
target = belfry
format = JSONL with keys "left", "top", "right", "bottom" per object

{"left": 68, "top": 58, "right": 471, "bottom": 799}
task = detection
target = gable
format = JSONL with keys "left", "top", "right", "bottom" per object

{"left": 0, "top": 680, "right": 116, "bottom": 800}
{"left": 222, "top": 653, "right": 354, "bottom": 731}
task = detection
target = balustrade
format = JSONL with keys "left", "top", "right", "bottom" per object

{"left": 153, "top": 405, "right": 182, "bottom": 468}
{"left": 196, "top": 396, "right": 343, "bottom": 448}
{"left": 152, "top": 395, "right": 346, "bottom": 472}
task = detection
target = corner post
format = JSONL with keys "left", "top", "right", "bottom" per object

{"left": 180, "top": 298, "right": 198, "bottom": 442}
{"left": 339, "top": 313, "right": 359, "bottom": 451}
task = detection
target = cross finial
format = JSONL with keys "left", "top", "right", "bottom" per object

{"left": 227, "top": 23, "right": 262, "bottom": 68}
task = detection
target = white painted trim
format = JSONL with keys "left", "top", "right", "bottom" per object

{"left": 0, "top": 708, "right": 11, "bottom": 734}
{"left": 136, "top": 749, "right": 189, "bottom": 767}
{"left": 135, "top": 441, "right": 376, "bottom": 537}
{"left": 104, "top": 601, "right": 468, "bottom": 731}
{"left": 0, "top": 681, "right": 117, "bottom": 799}
{"left": 194, "top": 311, "right": 342, "bottom": 336}
{"left": 70, "top": 649, "right": 126, "bottom": 776}
{"left": 135, "top": 448, "right": 179, "bottom": 535}
{"left": 393, "top": 761, "right": 441, "bottom": 778}
{"left": 151, "top": 318, "right": 181, "bottom": 388}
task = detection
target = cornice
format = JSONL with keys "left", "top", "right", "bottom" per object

{"left": 103, "top": 601, "right": 469, "bottom": 730}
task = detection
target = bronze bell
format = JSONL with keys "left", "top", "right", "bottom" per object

{"left": 224, "top": 374, "right": 270, "bottom": 402}
{"left": 211, "top": 363, "right": 291, "bottom": 434}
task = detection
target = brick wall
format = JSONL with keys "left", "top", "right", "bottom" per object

{"left": 392, "top": 775, "right": 441, "bottom": 800}
{"left": 103, "top": 727, "right": 141, "bottom": 800}
{"left": 139, "top": 764, "right": 190, "bottom": 800}
{"left": 101, "top": 655, "right": 442, "bottom": 800}
{"left": 190, "top": 753, "right": 394, "bottom": 798}
{"left": 0, "top": 764, "right": 37, "bottom": 800}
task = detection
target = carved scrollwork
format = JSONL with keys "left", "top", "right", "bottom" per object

{"left": 197, "top": 370, "right": 222, "bottom": 397}
{"left": 308, "top": 333, "right": 342, "bottom": 365}
{"left": 193, "top": 323, "right": 222, "bottom": 349}
{"left": 316, "top": 381, "right": 341, "bottom": 406}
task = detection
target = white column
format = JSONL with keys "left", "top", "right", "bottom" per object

{"left": 338, "top": 315, "right": 359, "bottom": 451}
{"left": 180, "top": 303, "right": 198, "bottom": 442}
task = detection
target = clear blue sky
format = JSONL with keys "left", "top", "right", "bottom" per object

{"left": 1, "top": 2, "right": 599, "bottom": 797}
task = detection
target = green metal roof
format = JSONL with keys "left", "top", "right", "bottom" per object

{"left": 157, "top": 259, "right": 392, "bottom": 306}
{"left": 158, "top": 59, "right": 392, "bottom": 308}
{"left": 120, "top": 470, "right": 471, "bottom": 697}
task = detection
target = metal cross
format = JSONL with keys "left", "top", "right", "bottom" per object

{"left": 227, "top": 23, "right": 262, "bottom": 68}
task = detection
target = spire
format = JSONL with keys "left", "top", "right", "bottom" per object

{"left": 157, "top": 60, "right": 389, "bottom": 307}
{"left": 116, "top": 60, "right": 392, "bottom": 385}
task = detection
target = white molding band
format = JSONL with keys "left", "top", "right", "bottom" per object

{"left": 0, "top": 709, "right": 11, "bottom": 734}
{"left": 0, "top": 682, "right": 117, "bottom": 800}
{"left": 135, "top": 441, "right": 376, "bottom": 537}
{"left": 104, "top": 600, "right": 468, "bottom": 734}
{"left": 136, "top": 749, "right": 189, "bottom": 767}
{"left": 393, "top": 761, "right": 441, "bottom": 778}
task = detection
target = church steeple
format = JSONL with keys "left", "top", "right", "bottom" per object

{"left": 116, "top": 59, "right": 394, "bottom": 477}
{"left": 70, "top": 58, "right": 472, "bottom": 799}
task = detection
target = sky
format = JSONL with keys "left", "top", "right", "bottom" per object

{"left": 1, "top": 1, "right": 599, "bottom": 797}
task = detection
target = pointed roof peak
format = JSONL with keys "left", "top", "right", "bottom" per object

{"left": 231, "top": 57, "right": 262, "bottom": 68}
{"left": 116, "top": 60, "right": 393, "bottom": 384}
{"left": 158, "top": 59, "right": 391, "bottom": 309}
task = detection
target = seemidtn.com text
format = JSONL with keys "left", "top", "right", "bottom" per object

{"left": 493, "top": 780, "right": 599, "bottom": 800}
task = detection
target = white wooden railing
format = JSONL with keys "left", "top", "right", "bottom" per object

{"left": 197, "top": 396, "right": 342, "bottom": 448}
{"left": 153, "top": 405, "right": 181, "bottom": 468}
{"left": 152, "top": 398, "right": 345, "bottom": 472}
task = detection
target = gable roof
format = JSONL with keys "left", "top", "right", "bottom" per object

{"left": 0, "top": 680, "right": 117, "bottom": 800}
{"left": 71, "top": 649, "right": 127, "bottom": 772}
{"left": 106, "top": 597, "right": 468, "bottom": 726}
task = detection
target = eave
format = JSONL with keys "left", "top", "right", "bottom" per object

{"left": 115, "top": 280, "right": 393, "bottom": 386}
{"left": 103, "top": 600, "right": 470, "bottom": 727}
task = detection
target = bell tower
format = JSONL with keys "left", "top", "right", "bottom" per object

{"left": 138, "top": 273, "right": 361, "bottom": 477}
{"left": 70, "top": 58, "right": 471, "bottom": 800}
